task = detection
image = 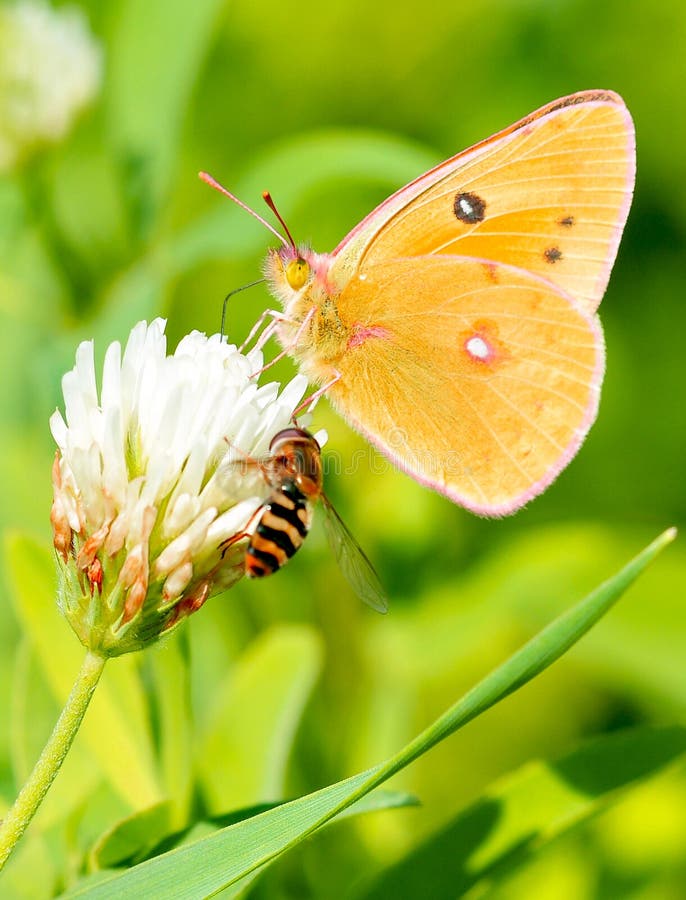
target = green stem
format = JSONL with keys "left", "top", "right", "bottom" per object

{"left": 0, "top": 650, "right": 107, "bottom": 870}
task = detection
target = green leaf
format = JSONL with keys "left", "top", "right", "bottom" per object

{"left": 357, "top": 726, "right": 686, "bottom": 898}
{"left": 106, "top": 0, "right": 227, "bottom": 233}
{"left": 91, "top": 802, "right": 280, "bottom": 871}
{"left": 89, "top": 801, "right": 174, "bottom": 870}
{"left": 4, "top": 532, "right": 161, "bottom": 809}
{"left": 90, "top": 790, "right": 416, "bottom": 873}
{"left": 68, "top": 790, "right": 417, "bottom": 897}
{"left": 148, "top": 635, "right": 193, "bottom": 829}
{"left": 198, "top": 624, "right": 324, "bottom": 813}
{"left": 60, "top": 529, "right": 675, "bottom": 898}
{"left": 50, "top": 139, "right": 133, "bottom": 289}
{"left": 214, "top": 791, "right": 420, "bottom": 900}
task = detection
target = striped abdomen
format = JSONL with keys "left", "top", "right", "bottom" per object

{"left": 246, "top": 482, "right": 312, "bottom": 578}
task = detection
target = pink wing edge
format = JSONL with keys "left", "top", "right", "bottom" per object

{"left": 592, "top": 101, "right": 636, "bottom": 307}
{"left": 332, "top": 89, "right": 635, "bottom": 271}
{"left": 332, "top": 258, "right": 607, "bottom": 518}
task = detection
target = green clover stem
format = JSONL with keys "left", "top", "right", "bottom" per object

{"left": 0, "top": 649, "right": 107, "bottom": 870}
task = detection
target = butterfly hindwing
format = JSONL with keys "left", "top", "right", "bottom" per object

{"left": 328, "top": 255, "right": 604, "bottom": 514}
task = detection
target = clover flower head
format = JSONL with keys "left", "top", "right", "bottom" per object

{"left": 0, "top": 0, "right": 102, "bottom": 171}
{"left": 50, "top": 318, "right": 308, "bottom": 655}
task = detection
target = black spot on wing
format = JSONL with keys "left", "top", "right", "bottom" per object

{"left": 544, "top": 246, "right": 563, "bottom": 264}
{"left": 558, "top": 215, "right": 575, "bottom": 227}
{"left": 453, "top": 191, "right": 486, "bottom": 224}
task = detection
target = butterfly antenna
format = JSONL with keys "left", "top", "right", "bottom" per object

{"left": 199, "top": 172, "right": 288, "bottom": 247}
{"left": 220, "top": 278, "right": 265, "bottom": 339}
{"left": 262, "top": 191, "right": 297, "bottom": 251}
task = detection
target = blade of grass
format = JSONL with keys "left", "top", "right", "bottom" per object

{"left": 61, "top": 528, "right": 676, "bottom": 898}
{"left": 90, "top": 790, "right": 417, "bottom": 873}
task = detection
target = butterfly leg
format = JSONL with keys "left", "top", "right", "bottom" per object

{"left": 253, "top": 317, "right": 288, "bottom": 354}
{"left": 250, "top": 306, "right": 316, "bottom": 377}
{"left": 240, "top": 308, "right": 287, "bottom": 353}
{"left": 292, "top": 370, "right": 342, "bottom": 417}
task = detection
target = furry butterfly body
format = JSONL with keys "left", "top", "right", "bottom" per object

{"left": 227, "top": 91, "right": 635, "bottom": 515}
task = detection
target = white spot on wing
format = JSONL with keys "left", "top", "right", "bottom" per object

{"left": 466, "top": 336, "right": 489, "bottom": 360}
{"left": 459, "top": 196, "right": 474, "bottom": 217}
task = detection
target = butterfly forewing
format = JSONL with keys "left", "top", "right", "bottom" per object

{"left": 331, "top": 92, "right": 634, "bottom": 315}
{"left": 320, "top": 494, "right": 388, "bottom": 613}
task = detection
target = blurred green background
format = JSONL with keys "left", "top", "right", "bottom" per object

{"left": 1, "top": 0, "right": 685, "bottom": 896}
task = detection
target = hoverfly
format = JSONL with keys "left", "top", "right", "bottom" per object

{"left": 225, "top": 428, "right": 387, "bottom": 613}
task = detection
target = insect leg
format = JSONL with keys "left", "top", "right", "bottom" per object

{"left": 219, "top": 505, "right": 264, "bottom": 558}
{"left": 250, "top": 306, "right": 316, "bottom": 377}
{"left": 240, "top": 308, "right": 287, "bottom": 353}
{"left": 292, "top": 370, "right": 342, "bottom": 417}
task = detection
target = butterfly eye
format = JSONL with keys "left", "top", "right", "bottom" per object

{"left": 285, "top": 258, "right": 309, "bottom": 290}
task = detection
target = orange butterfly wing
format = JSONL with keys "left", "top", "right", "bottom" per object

{"left": 327, "top": 256, "right": 603, "bottom": 514}
{"left": 329, "top": 91, "right": 635, "bottom": 315}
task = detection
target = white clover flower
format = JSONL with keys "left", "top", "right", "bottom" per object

{"left": 0, "top": 0, "right": 102, "bottom": 171}
{"left": 50, "top": 318, "right": 308, "bottom": 655}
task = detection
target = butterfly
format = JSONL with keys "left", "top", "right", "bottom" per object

{"left": 201, "top": 90, "right": 635, "bottom": 516}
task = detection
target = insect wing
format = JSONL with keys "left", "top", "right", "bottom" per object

{"left": 214, "top": 454, "right": 267, "bottom": 501}
{"left": 329, "top": 91, "right": 634, "bottom": 317}
{"left": 321, "top": 493, "right": 388, "bottom": 614}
